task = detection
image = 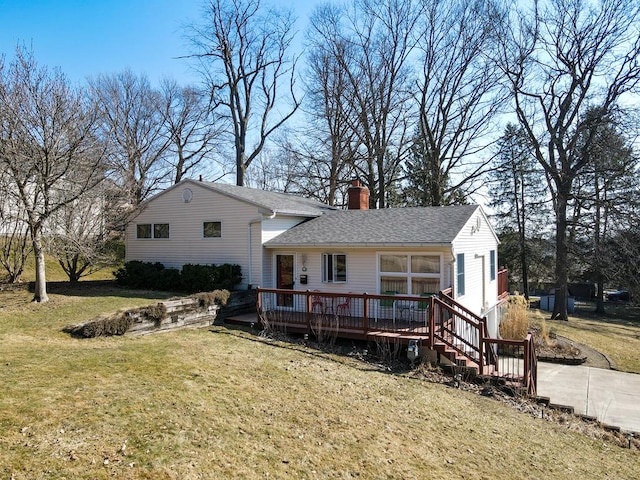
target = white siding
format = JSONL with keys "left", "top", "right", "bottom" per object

{"left": 265, "top": 246, "right": 452, "bottom": 295}
{"left": 125, "top": 183, "right": 308, "bottom": 289}
{"left": 257, "top": 216, "right": 306, "bottom": 288}
{"left": 451, "top": 208, "right": 500, "bottom": 316}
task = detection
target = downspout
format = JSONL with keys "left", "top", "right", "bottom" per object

{"left": 475, "top": 253, "right": 486, "bottom": 313}
{"left": 450, "top": 247, "right": 456, "bottom": 297}
{"left": 248, "top": 210, "right": 276, "bottom": 288}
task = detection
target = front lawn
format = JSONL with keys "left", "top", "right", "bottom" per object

{"left": 0, "top": 285, "right": 638, "bottom": 479}
{"left": 532, "top": 302, "right": 640, "bottom": 374}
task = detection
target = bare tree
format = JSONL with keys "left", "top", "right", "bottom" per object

{"left": 413, "top": 0, "right": 505, "bottom": 206}
{"left": 161, "top": 79, "right": 224, "bottom": 183}
{"left": 90, "top": 70, "right": 171, "bottom": 209}
{"left": 0, "top": 48, "right": 106, "bottom": 302}
{"left": 0, "top": 168, "right": 32, "bottom": 283}
{"left": 497, "top": 0, "right": 640, "bottom": 320}
{"left": 189, "top": 0, "right": 300, "bottom": 186}
{"left": 303, "top": 5, "right": 359, "bottom": 206}
{"left": 310, "top": 0, "right": 419, "bottom": 208}
{"left": 46, "top": 182, "right": 122, "bottom": 282}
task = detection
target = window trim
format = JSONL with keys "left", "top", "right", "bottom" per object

{"left": 203, "top": 221, "right": 222, "bottom": 239}
{"left": 153, "top": 223, "right": 170, "bottom": 239}
{"left": 377, "top": 253, "right": 442, "bottom": 295}
{"left": 456, "top": 253, "right": 465, "bottom": 296}
{"left": 136, "top": 223, "right": 152, "bottom": 239}
{"left": 322, "top": 253, "right": 347, "bottom": 283}
{"left": 136, "top": 223, "right": 169, "bottom": 239}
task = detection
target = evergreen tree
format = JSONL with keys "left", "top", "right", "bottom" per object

{"left": 489, "top": 123, "right": 549, "bottom": 298}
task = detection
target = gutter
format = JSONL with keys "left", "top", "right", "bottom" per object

{"left": 263, "top": 242, "right": 453, "bottom": 249}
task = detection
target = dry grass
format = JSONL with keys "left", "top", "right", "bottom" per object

{"left": 499, "top": 294, "right": 530, "bottom": 340}
{"left": 533, "top": 302, "right": 640, "bottom": 374}
{"left": 0, "top": 286, "right": 638, "bottom": 479}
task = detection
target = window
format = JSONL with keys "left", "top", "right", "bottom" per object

{"left": 153, "top": 223, "right": 170, "bottom": 239}
{"left": 136, "top": 224, "right": 151, "bottom": 239}
{"left": 490, "top": 250, "right": 496, "bottom": 281}
{"left": 457, "top": 253, "right": 465, "bottom": 296}
{"left": 203, "top": 221, "right": 222, "bottom": 238}
{"left": 379, "top": 254, "right": 441, "bottom": 295}
{"left": 322, "top": 253, "right": 347, "bottom": 283}
{"left": 136, "top": 223, "right": 169, "bottom": 239}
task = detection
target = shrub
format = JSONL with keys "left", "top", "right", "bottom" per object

{"left": 115, "top": 261, "right": 242, "bottom": 293}
{"left": 153, "top": 267, "right": 181, "bottom": 291}
{"left": 138, "top": 303, "right": 168, "bottom": 326}
{"left": 64, "top": 312, "right": 133, "bottom": 338}
{"left": 181, "top": 264, "right": 217, "bottom": 292}
{"left": 114, "top": 261, "right": 166, "bottom": 288}
{"left": 193, "top": 290, "right": 230, "bottom": 309}
{"left": 215, "top": 264, "right": 243, "bottom": 290}
{"left": 499, "top": 294, "right": 530, "bottom": 340}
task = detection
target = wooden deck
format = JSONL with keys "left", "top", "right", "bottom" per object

{"left": 251, "top": 287, "right": 536, "bottom": 396}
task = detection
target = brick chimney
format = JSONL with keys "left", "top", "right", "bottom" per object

{"left": 347, "top": 179, "right": 369, "bottom": 210}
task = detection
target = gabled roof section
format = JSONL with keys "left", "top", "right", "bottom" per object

{"left": 182, "top": 179, "right": 336, "bottom": 217}
{"left": 265, "top": 205, "right": 481, "bottom": 247}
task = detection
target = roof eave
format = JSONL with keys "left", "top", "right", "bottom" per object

{"left": 265, "top": 242, "right": 454, "bottom": 249}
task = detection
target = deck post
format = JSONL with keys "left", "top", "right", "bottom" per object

{"left": 305, "top": 290, "right": 312, "bottom": 336}
{"left": 363, "top": 293, "right": 369, "bottom": 335}
{"left": 524, "top": 334, "right": 531, "bottom": 393}
{"left": 428, "top": 296, "right": 435, "bottom": 348}
{"left": 478, "top": 317, "right": 486, "bottom": 374}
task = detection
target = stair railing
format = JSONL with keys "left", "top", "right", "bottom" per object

{"left": 431, "top": 291, "right": 488, "bottom": 372}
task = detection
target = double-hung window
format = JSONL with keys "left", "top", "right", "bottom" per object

{"left": 137, "top": 223, "right": 169, "bottom": 239}
{"left": 379, "top": 254, "right": 441, "bottom": 295}
{"left": 322, "top": 253, "right": 347, "bottom": 283}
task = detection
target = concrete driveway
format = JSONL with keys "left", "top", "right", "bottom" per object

{"left": 537, "top": 362, "right": 640, "bottom": 433}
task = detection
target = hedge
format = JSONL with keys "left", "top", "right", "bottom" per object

{"left": 114, "top": 261, "right": 242, "bottom": 293}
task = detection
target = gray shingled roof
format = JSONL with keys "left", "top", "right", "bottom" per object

{"left": 265, "top": 205, "right": 480, "bottom": 247}
{"left": 197, "top": 181, "right": 337, "bottom": 217}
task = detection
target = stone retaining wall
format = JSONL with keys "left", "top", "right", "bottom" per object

{"left": 126, "top": 298, "right": 220, "bottom": 335}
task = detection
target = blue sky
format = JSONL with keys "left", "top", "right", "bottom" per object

{"left": 0, "top": 0, "right": 311, "bottom": 87}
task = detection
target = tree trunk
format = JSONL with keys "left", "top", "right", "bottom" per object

{"left": 595, "top": 274, "right": 606, "bottom": 314}
{"left": 520, "top": 239, "right": 529, "bottom": 299}
{"left": 31, "top": 227, "right": 49, "bottom": 303}
{"left": 551, "top": 191, "right": 569, "bottom": 320}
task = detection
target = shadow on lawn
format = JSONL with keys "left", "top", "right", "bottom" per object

{"left": 25, "top": 280, "right": 179, "bottom": 300}
{"left": 570, "top": 301, "right": 640, "bottom": 328}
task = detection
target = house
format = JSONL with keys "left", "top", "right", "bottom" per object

{"left": 125, "top": 179, "right": 535, "bottom": 392}
{"left": 125, "top": 178, "right": 336, "bottom": 290}
{"left": 125, "top": 178, "right": 505, "bottom": 336}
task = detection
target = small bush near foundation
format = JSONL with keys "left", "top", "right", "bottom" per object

{"left": 64, "top": 313, "right": 133, "bottom": 338}
{"left": 193, "top": 290, "right": 230, "bottom": 309}
{"left": 499, "top": 294, "right": 530, "bottom": 340}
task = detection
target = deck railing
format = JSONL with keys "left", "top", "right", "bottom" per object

{"left": 256, "top": 287, "right": 537, "bottom": 396}
{"left": 430, "top": 291, "right": 500, "bottom": 375}
{"left": 257, "top": 289, "right": 431, "bottom": 338}
{"left": 498, "top": 268, "right": 509, "bottom": 300}
{"left": 483, "top": 333, "right": 537, "bottom": 395}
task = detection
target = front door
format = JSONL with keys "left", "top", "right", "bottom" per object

{"left": 276, "top": 254, "right": 295, "bottom": 307}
